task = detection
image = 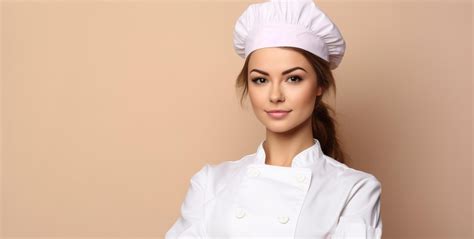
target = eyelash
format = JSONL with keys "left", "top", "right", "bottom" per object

{"left": 250, "top": 75, "right": 303, "bottom": 85}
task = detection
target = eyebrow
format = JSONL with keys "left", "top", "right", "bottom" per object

{"left": 249, "top": 67, "right": 307, "bottom": 76}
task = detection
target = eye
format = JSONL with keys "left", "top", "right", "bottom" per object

{"left": 287, "top": 75, "right": 302, "bottom": 83}
{"left": 250, "top": 76, "right": 303, "bottom": 85}
{"left": 250, "top": 77, "right": 266, "bottom": 85}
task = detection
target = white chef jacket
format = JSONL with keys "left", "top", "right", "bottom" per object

{"left": 166, "top": 138, "right": 382, "bottom": 239}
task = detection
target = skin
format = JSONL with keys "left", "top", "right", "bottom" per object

{"left": 247, "top": 47, "right": 323, "bottom": 167}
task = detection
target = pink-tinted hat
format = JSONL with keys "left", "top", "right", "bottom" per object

{"left": 233, "top": 0, "right": 346, "bottom": 70}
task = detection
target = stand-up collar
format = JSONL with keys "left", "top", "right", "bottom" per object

{"left": 254, "top": 138, "right": 324, "bottom": 168}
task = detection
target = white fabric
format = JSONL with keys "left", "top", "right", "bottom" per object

{"left": 233, "top": 0, "right": 346, "bottom": 70}
{"left": 165, "top": 138, "right": 382, "bottom": 238}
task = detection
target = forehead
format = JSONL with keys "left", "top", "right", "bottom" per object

{"left": 248, "top": 47, "right": 312, "bottom": 72}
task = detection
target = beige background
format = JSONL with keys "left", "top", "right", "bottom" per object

{"left": 1, "top": 0, "right": 472, "bottom": 238}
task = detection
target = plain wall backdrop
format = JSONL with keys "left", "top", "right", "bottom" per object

{"left": 1, "top": 0, "right": 472, "bottom": 238}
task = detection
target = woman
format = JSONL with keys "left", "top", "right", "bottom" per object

{"left": 166, "top": 0, "right": 382, "bottom": 238}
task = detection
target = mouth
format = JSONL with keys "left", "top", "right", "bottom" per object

{"left": 265, "top": 109, "right": 292, "bottom": 119}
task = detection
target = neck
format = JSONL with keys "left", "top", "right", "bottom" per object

{"left": 263, "top": 117, "right": 314, "bottom": 167}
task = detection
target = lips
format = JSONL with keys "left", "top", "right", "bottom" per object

{"left": 266, "top": 110, "right": 291, "bottom": 113}
{"left": 265, "top": 109, "right": 292, "bottom": 119}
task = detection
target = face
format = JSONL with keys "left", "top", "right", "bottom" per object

{"left": 247, "top": 47, "right": 323, "bottom": 134}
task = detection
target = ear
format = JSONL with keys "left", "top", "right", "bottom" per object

{"left": 316, "top": 86, "right": 324, "bottom": 96}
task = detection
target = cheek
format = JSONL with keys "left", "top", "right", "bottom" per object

{"left": 248, "top": 87, "right": 265, "bottom": 108}
{"left": 289, "top": 87, "right": 317, "bottom": 110}
{"left": 287, "top": 76, "right": 318, "bottom": 103}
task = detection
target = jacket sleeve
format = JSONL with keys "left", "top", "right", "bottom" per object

{"left": 165, "top": 164, "right": 209, "bottom": 239}
{"left": 332, "top": 175, "right": 383, "bottom": 239}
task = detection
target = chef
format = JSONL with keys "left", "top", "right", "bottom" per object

{"left": 166, "top": 0, "right": 382, "bottom": 238}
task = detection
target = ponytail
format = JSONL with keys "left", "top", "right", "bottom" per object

{"left": 312, "top": 100, "right": 345, "bottom": 164}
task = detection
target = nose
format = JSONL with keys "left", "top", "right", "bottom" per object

{"left": 269, "top": 84, "right": 285, "bottom": 103}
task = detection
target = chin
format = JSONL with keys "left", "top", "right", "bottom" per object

{"left": 262, "top": 121, "right": 298, "bottom": 133}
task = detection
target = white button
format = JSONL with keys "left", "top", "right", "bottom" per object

{"left": 235, "top": 208, "right": 246, "bottom": 219}
{"left": 278, "top": 215, "right": 289, "bottom": 224}
{"left": 296, "top": 174, "right": 306, "bottom": 182}
{"left": 247, "top": 167, "right": 260, "bottom": 177}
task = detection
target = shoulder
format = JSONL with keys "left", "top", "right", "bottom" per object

{"left": 196, "top": 153, "right": 256, "bottom": 196}
{"left": 190, "top": 152, "right": 252, "bottom": 177}
{"left": 320, "top": 154, "right": 382, "bottom": 190}
{"left": 187, "top": 152, "right": 256, "bottom": 193}
{"left": 208, "top": 153, "right": 254, "bottom": 176}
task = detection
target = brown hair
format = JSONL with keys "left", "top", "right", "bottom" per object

{"left": 235, "top": 47, "right": 346, "bottom": 164}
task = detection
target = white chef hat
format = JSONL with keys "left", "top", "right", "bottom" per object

{"left": 233, "top": 0, "right": 346, "bottom": 70}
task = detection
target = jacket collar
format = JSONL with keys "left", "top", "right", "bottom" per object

{"left": 255, "top": 138, "right": 324, "bottom": 168}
